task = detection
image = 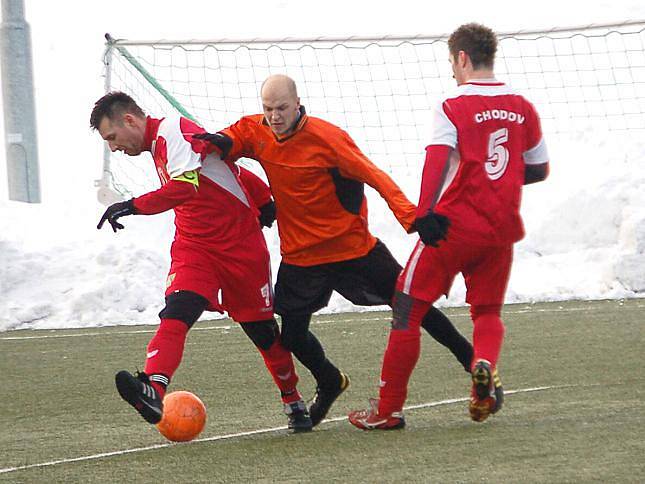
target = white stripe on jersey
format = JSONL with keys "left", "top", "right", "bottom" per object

{"left": 523, "top": 137, "right": 549, "bottom": 165}
{"left": 429, "top": 103, "right": 458, "bottom": 147}
{"left": 200, "top": 154, "right": 250, "bottom": 207}
{"left": 402, "top": 240, "right": 425, "bottom": 295}
{"left": 157, "top": 117, "right": 202, "bottom": 178}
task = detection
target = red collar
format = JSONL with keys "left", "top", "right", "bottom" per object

{"left": 143, "top": 116, "right": 163, "bottom": 151}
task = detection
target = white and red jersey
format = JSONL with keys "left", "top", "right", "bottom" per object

{"left": 133, "top": 116, "right": 267, "bottom": 251}
{"left": 420, "top": 79, "right": 549, "bottom": 245}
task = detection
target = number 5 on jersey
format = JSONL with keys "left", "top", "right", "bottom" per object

{"left": 486, "top": 128, "right": 509, "bottom": 180}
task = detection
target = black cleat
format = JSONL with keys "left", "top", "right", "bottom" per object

{"left": 309, "top": 372, "right": 350, "bottom": 427}
{"left": 115, "top": 370, "right": 163, "bottom": 424}
{"left": 284, "top": 400, "right": 313, "bottom": 433}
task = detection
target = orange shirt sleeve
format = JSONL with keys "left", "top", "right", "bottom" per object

{"left": 220, "top": 116, "right": 258, "bottom": 161}
{"left": 331, "top": 128, "right": 417, "bottom": 232}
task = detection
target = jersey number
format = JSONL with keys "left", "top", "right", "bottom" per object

{"left": 486, "top": 128, "right": 509, "bottom": 180}
{"left": 260, "top": 283, "right": 272, "bottom": 307}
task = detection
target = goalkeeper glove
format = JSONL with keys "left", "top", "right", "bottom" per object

{"left": 97, "top": 199, "right": 136, "bottom": 232}
{"left": 258, "top": 200, "right": 276, "bottom": 228}
{"left": 192, "top": 132, "right": 233, "bottom": 158}
{"left": 416, "top": 210, "right": 450, "bottom": 247}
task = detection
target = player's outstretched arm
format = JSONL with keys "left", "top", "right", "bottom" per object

{"left": 97, "top": 173, "right": 200, "bottom": 233}
{"left": 134, "top": 174, "right": 199, "bottom": 215}
{"left": 192, "top": 132, "right": 233, "bottom": 159}
{"left": 332, "top": 129, "right": 416, "bottom": 232}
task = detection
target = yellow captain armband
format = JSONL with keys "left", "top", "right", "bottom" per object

{"left": 172, "top": 169, "right": 200, "bottom": 187}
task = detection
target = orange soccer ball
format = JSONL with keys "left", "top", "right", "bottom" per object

{"left": 156, "top": 391, "right": 207, "bottom": 442}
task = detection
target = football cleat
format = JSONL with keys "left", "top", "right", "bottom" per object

{"left": 309, "top": 371, "right": 351, "bottom": 427}
{"left": 348, "top": 398, "right": 405, "bottom": 430}
{"left": 469, "top": 359, "right": 503, "bottom": 422}
{"left": 491, "top": 367, "right": 504, "bottom": 414}
{"left": 115, "top": 370, "right": 163, "bottom": 424}
{"left": 284, "top": 399, "right": 313, "bottom": 433}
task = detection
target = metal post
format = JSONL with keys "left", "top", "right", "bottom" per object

{"left": 0, "top": 0, "right": 40, "bottom": 202}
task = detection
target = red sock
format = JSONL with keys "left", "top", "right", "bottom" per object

{"left": 378, "top": 295, "right": 430, "bottom": 416}
{"left": 471, "top": 309, "right": 505, "bottom": 370}
{"left": 144, "top": 318, "right": 189, "bottom": 398}
{"left": 378, "top": 328, "right": 421, "bottom": 415}
{"left": 257, "top": 339, "right": 301, "bottom": 404}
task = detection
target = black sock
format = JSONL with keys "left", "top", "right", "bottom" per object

{"left": 421, "top": 306, "right": 473, "bottom": 372}
{"left": 281, "top": 314, "right": 340, "bottom": 388}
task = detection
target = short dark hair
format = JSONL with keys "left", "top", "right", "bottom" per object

{"left": 90, "top": 91, "right": 145, "bottom": 130}
{"left": 448, "top": 23, "right": 498, "bottom": 69}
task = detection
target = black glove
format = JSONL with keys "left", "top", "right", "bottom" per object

{"left": 192, "top": 132, "right": 233, "bottom": 158}
{"left": 97, "top": 199, "right": 136, "bottom": 232}
{"left": 416, "top": 211, "right": 450, "bottom": 247}
{"left": 258, "top": 200, "right": 276, "bottom": 228}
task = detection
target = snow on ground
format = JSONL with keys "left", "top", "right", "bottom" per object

{"left": 1, "top": 129, "right": 643, "bottom": 331}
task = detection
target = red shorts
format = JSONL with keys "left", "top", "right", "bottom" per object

{"left": 165, "top": 231, "right": 274, "bottom": 322}
{"left": 397, "top": 235, "right": 513, "bottom": 307}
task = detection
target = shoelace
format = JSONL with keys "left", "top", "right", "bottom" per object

{"left": 307, "top": 387, "right": 322, "bottom": 406}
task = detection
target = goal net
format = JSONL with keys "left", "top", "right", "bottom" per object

{"left": 96, "top": 21, "right": 645, "bottom": 202}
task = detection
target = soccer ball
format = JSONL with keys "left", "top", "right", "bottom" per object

{"left": 156, "top": 391, "right": 207, "bottom": 442}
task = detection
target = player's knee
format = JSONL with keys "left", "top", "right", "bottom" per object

{"left": 280, "top": 328, "right": 302, "bottom": 352}
{"left": 391, "top": 291, "right": 428, "bottom": 331}
{"left": 159, "top": 290, "right": 209, "bottom": 328}
{"left": 240, "top": 319, "right": 278, "bottom": 350}
{"left": 470, "top": 304, "right": 502, "bottom": 321}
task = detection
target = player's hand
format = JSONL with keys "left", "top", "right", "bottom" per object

{"left": 258, "top": 200, "right": 276, "bottom": 228}
{"left": 416, "top": 211, "right": 450, "bottom": 247}
{"left": 97, "top": 199, "right": 136, "bottom": 232}
{"left": 192, "top": 132, "right": 233, "bottom": 158}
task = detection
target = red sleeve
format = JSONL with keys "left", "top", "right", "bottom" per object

{"left": 417, "top": 145, "right": 453, "bottom": 217}
{"left": 133, "top": 179, "right": 198, "bottom": 215}
{"left": 238, "top": 167, "right": 272, "bottom": 207}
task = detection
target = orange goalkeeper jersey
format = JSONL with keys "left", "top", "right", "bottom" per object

{"left": 221, "top": 108, "right": 416, "bottom": 266}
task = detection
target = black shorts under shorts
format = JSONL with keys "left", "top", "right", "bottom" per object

{"left": 274, "top": 239, "right": 403, "bottom": 315}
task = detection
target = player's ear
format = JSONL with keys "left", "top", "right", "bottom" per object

{"left": 458, "top": 50, "right": 468, "bottom": 68}
{"left": 123, "top": 112, "right": 136, "bottom": 127}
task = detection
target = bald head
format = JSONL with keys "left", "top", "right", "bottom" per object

{"left": 261, "top": 74, "right": 301, "bottom": 136}
{"left": 261, "top": 74, "right": 298, "bottom": 100}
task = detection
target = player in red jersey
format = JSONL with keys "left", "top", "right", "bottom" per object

{"left": 349, "top": 23, "right": 550, "bottom": 429}
{"left": 91, "top": 92, "right": 312, "bottom": 433}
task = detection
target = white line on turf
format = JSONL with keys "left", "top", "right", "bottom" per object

{"left": 3, "top": 301, "right": 641, "bottom": 341}
{"left": 0, "top": 385, "right": 560, "bottom": 475}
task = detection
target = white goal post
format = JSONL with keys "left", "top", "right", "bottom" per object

{"left": 95, "top": 21, "right": 645, "bottom": 203}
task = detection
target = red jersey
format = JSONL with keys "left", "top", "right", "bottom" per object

{"left": 132, "top": 116, "right": 267, "bottom": 251}
{"left": 421, "top": 80, "right": 549, "bottom": 245}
